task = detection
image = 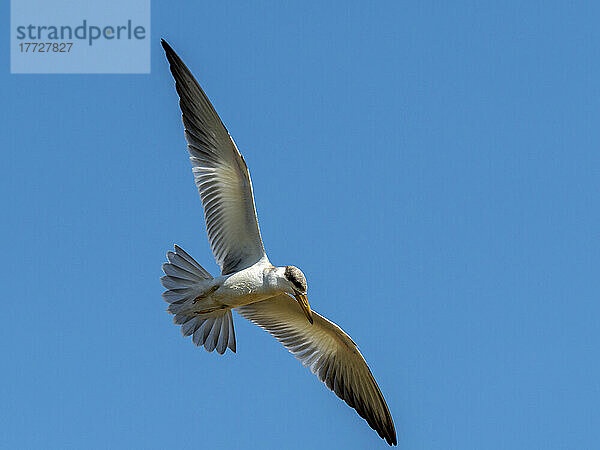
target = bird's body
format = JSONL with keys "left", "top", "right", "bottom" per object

{"left": 215, "top": 259, "right": 277, "bottom": 305}
{"left": 160, "top": 39, "right": 397, "bottom": 446}
{"left": 177, "top": 257, "right": 285, "bottom": 309}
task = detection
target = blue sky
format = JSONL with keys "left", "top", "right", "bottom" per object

{"left": 2, "top": 1, "right": 599, "bottom": 449}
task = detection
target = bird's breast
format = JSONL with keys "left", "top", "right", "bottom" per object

{"left": 215, "top": 270, "right": 279, "bottom": 307}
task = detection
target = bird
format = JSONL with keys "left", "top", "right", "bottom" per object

{"left": 160, "top": 39, "right": 397, "bottom": 446}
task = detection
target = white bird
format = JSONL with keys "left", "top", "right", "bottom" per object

{"left": 160, "top": 39, "right": 397, "bottom": 446}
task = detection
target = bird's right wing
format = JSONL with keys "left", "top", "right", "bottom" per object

{"left": 162, "top": 40, "right": 266, "bottom": 275}
{"left": 236, "top": 295, "right": 397, "bottom": 446}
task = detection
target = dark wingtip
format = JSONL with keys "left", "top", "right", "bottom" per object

{"left": 386, "top": 426, "right": 398, "bottom": 446}
{"left": 161, "top": 39, "right": 175, "bottom": 58}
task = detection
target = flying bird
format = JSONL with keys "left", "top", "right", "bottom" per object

{"left": 160, "top": 39, "right": 397, "bottom": 446}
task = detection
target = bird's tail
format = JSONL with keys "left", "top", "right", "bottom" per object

{"left": 161, "top": 245, "right": 236, "bottom": 354}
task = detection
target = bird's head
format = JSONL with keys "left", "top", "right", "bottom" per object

{"left": 282, "top": 265, "right": 313, "bottom": 324}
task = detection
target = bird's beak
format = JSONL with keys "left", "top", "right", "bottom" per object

{"left": 294, "top": 293, "right": 313, "bottom": 324}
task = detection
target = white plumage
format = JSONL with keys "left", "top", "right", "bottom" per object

{"left": 160, "top": 39, "right": 397, "bottom": 446}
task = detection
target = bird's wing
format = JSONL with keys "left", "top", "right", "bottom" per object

{"left": 236, "top": 295, "right": 397, "bottom": 446}
{"left": 162, "top": 40, "right": 266, "bottom": 275}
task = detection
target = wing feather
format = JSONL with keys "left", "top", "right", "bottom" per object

{"left": 236, "top": 295, "right": 397, "bottom": 446}
{"left": 162, "top": 40, "right": 266, "bottom": 275}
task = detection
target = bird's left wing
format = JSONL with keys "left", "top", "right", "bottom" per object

{"left": 162, "top": 40, "right": 266, "bottom": 275}
{"left": 236, "top": 295, "right": 397, "bottom": 446}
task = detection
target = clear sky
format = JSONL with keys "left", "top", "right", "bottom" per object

{"left": 2, "top": 1, "right": 599, "bottom": 449}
